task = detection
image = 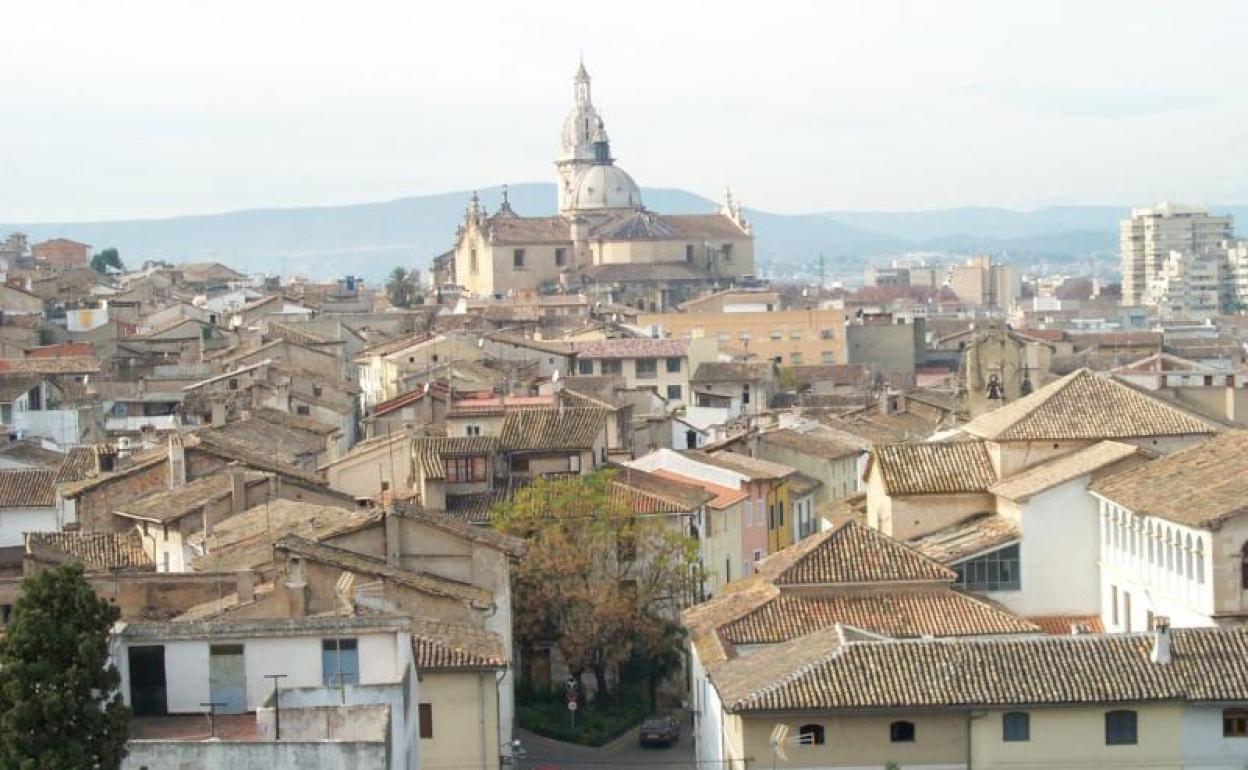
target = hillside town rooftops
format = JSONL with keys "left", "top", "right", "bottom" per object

{"left": 571, "top": 338, "right": 689, "bottom": 359}
{"left": 988, "top": 440, "right": 1144, "bottom": 502}
{"left": 719, "top": 590, "right": 1038, "bottom": 647}
{"left": 685, "top": 450, "right": 795, "bottom": 481}
{"left": 1090, "top": 430, "right": 1248, "bottom": 528}
{"left": 25, "top": 531, "right": 153, "bottom": 571}
{"left": 411, "top": 618, "right": 508, "bottom": 670}
{"left": 713, "top": 624, "right": 1248, "bottom": 713}
{"left": 690, "top": 362, "right": 773, "bottom": 384}
{"left": 0, "top": 469, "right": 57, "bottom": 507}
{"left": 906, "top": 513, "right": 1022, "bottom": 565}
{"left": 869, "top": 441, "right": 998, "bottom": 496}
{"left": 758, "top": 428, "right": 861, "bottom": 460}
{"left": 773, "top": 520, "right": 955, "bottom": 586}
{"left": 412, "top": 436, "right": 499, "bottom": 480}
{"left": 500, "top": 407, "right": 606, "bottom": 451}
{"left": 962, "top": 368, "right": 1219, "bottom": 442}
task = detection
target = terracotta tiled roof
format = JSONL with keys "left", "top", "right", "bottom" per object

{"left": 962, "top": 368, "right": 1219, "bottom": 441}
{"left": 715, "top": 625, "right": 1248, "bottom": 713}
{"left": 870, "top": 441, "right": 997, "bottom": 496}
{"left": 649, "top": 213, "right": 749, "bottom": 239}
{"left": 483, "top": 332, "right": 575, "bottom": 356}
{"left": 758, "top": 429, "right": 861, "bottom": 460}
{"left": 0, "top": 357, "right": 101, "bottom": 375}
{"left": 275, "top": 535, "right": 492, "bottom": 604}
{"left": 500, "top": 407, "right": 606, "bottom": 451}
{"left": 0, "top": 439, "right": 66, "bottom": 469}
{"left": 189, "top": 431, "right": 326, "bottom": 486}
{"left": 773, "top": 520, "right": 955, "bottom": 586}
{"left": 114, "top": 470, "right": 270, "bottom": 524}
{"left": 649, "top": 469, "right": 748, "bottom": 509}
{"left": 25, "top": 531, "right": 154, "bottom": 571}
{"left": 787, "top": 364, "right": 870, "bottom": 388}
{"left": 720, "top": 591, "right": 1037, "bottom": 645}
{"left": 682, "top": 581, "right": 778, "bottom": 664}
{"left": 582, "top": 262, "right": 712, "bottom": 283}
{"left": 686, "top": 450, "right": 795, "bottom": 481}
{"left": 252, "top": 407, "right": 340, "bottom": 436}
{"left": 571, "top": 338, "right": 689, "bottom": 359}
{"left": 0, "top": 469, "right": 56, "bottom": 507}
{"left": 393, "top": 502, "right": 525, "bottom": 558}
{"left": 412, "top": 620, "right": 507, "bottom": 670}
{"left": 412, "top": 436, "right": 498, "bottom": 480}
{"left": 1090, "top": 430, "right": 1248, "bottom": 528}
{"left": 988, "top": 440, "right": 1143, "bottom": 501}
{"left": 0, "top": 375, "right": 41, "bottom": 403}
{"left": 445, "top": 491, "right": 504, "bottom": 525}
{"left": 54, "top": 446, "right": 97, "bottom": 484}
{"left": 1029, "top": 614, "right": 1105, "bottom": 635}
{"left": 690, "top": 362, "right": 772, "bottom": 384}
{"left": 787, "top": 472, "right": 821, "bottom": 497}
{"left": 610, "top": 465, "right": 712, "bottom": 514}
{"left": 906, "top": 513, "right": 1021, "bottom": 565}
{"left": 485, "top": 214, "right": 570, "bottom": 245}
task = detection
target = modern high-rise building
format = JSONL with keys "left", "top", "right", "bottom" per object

{"left": 1120, "top": 203, "right": 1233, "bottom": 306}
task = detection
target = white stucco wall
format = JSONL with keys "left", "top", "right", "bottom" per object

{"left": 982, "top": 479, "right": 1102, "bottom": 617}
{"left": 0, "top": 505, "right": 60, "bottom": 548}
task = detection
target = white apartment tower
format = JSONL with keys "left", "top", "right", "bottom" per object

{"left": 1120, "top": 202, "right": 1233, "bottom": 306}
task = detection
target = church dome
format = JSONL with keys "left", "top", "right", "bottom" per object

{"left": 568, "top": 164, "right": 643, "bottom": 211}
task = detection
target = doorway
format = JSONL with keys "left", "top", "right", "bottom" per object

{"left": 209, "top": 644, "right": 247, "bottom": 714}
{"left": 128, "top": 645, "right": 167, "bottom": 716}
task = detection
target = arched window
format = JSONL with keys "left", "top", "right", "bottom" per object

{"left": 1241, "top": 543, "right": 1248, "bottom": 590}
{"left": 1184, "top": 534, "right": 1194, "bottom": 581}
{"left": 1165, "top": 531, "right": 1174, "bottom": 572}
{"left": 890, "top": 720, "right": 916, "bottom": 743}
{"left": 1196, "top": 538, "right": 1205, "bottom": 584}
{"left": 798, "top": 723, "right": 825, "bottom": 746}
{"left": 1147, "top": 522, "right": 1155, "bottom": 565}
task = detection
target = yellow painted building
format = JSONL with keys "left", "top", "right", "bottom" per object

{"left": 639, "top": 307, "right": 846, "bottom": 366}
{"left": 694, "top": 623, "right": 1248, "bottom": 770}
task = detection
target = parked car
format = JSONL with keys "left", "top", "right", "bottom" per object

{"left": 639, "top": 715, "right": 680, "bottom": 747}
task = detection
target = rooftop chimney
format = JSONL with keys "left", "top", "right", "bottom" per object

{"left": 230, "top": 468, "right": 246, "bottom": 514}
{"left": 1150, "top": 617, "right": 1172, "bottom": 664}
{"left": 285, "top": 556, "right": 308, "bottom": 617}
{"left": 236, "top": 570, "right": 255, "bottom": 604}
{"left": 384, "top": 510, "right": 401, "bottom": 567}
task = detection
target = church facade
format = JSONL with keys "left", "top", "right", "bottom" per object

{"left": 447, "top": 62, "right": 754, "bottom": 311}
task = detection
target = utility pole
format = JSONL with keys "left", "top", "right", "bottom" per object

{"left": 264, "top": 674, "right": 288, "bottom": 740}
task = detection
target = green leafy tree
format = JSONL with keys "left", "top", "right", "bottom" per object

{"left": 89, "top": 248, "right": 123, "bottom": 274}
{"left": 493, "top": 471, "right": 700, "bottom": 706}
{"left": 0, "top": 562, "right": 130, "bottom": 769}
{"left": 385, "top": 266, "right": 419, "bottom": 308}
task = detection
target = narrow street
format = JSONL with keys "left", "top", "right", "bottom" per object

{"left": 514, "top": 714, "right": 696, "bottom": 770}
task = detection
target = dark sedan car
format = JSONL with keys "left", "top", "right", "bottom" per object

{"left": 639, "top": 715, "right": 680, "bottom": 747}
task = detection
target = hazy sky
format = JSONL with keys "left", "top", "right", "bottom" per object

{"left": 3, "top": 0, "right": 1247, "bottom": 222}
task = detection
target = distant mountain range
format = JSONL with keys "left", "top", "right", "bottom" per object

{"left": 4, "top": 184, "right": 1245, "bottom": 283}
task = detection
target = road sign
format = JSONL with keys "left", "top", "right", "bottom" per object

{"left": 567, "top": 700, "right": 578, "bottom": 712}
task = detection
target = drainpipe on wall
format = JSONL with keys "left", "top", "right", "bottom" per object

{"left": 479, "top": 671, "right": 487, "bottom": 770}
